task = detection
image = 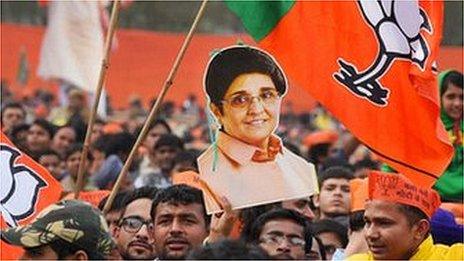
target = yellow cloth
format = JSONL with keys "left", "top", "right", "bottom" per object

{"left": 346, "top": 236, "right": 464, "bottom": 260}
{"left": 198, "top": 131, "right": 318, "bottom": 214}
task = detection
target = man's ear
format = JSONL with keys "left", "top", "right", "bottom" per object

{"left": 414, "top": 219, "right": 430, "bottom": 240}
{"left": 312, "top": 194, "right": 320, "bottom": 208}
{"left": 68, "top": 250, "right": 88, "bottom": 260}
{"left": 113, "top": 225, "right": 121, "bottom": 239}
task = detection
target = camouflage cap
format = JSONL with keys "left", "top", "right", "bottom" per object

{"left": 1, "top": 200, "right": 114, "bottom": 257}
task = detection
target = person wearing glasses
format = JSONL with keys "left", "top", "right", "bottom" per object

{"left": 113, "top": 187, "right": 158, "bottom": 260}
{"left": 245, "top": 208, "right": 312, "bottom": 260}
{"left": 198, "top": 45, "right": 318, "bottom": 214}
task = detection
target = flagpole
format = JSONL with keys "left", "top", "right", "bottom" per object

{"left": 74, "top": 0, "right": 121, "bottom": 199}
{"left": 103, "top": 0, "right": 209, "bottom": 214}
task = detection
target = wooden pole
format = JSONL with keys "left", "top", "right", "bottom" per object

{"left": 103, "top": 0, "right": 209, "bottom": 213}
{"left": 74, "top": 0, "right": 121, "bottom": 199}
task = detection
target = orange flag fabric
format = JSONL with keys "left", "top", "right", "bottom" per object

{"left": 62, "top": 190, "right": 111, "bottom": 208}
{"left": 227, "top": 1, "right": 453, "bottom": 188}
{"left": 0, "top": 132, "right": 63, "bottom": 259}
{"left": 350, "top": 178, "right": 369, "bottom": 212}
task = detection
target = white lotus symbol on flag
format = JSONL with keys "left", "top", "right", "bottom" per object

{"left": 0, "top": 145, "right": 46, "bottom": 227}
{"left": 334, "top": 0, "right": 432, "bottom": 106}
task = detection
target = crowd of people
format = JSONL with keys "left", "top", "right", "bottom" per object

{"left": 0, "top": 45, "right": 462, "bottom": 260}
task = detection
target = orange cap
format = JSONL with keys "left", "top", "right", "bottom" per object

{"left": 102, "top": 122, "right": 123, "bottom": 134}
{"left": 368, "top": 171, "right": 441, "bottom": 218}
{"left": 303, "top": 130, "right": 338, "bottom": 148}
{"left": 350, "top": 178, "right": 368, "bottom": 212}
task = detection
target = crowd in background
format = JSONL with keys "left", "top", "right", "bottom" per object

{"left": 0, "top": 69, "right": 462, "bottom": 260}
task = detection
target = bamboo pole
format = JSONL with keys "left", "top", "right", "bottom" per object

{"left": 103, "top": 0, "right": 209, "bottom": 213}
{"left": 74, "top": 0, "right": 121, "bottom": 199}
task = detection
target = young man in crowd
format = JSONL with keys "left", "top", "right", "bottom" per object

{"left": 347, "top": 172, "right": 464, "bottom": 260}
{"left": 1, "top": 102, "right": 26, "bottom": 135}
{"left": 51, "top": 125, "right": 76, "bottom": 159}
{"left": 98, "top": 191, "right": 129, "bottom": 234}
{"left": 113, "top": 187, "right": 157, "bottom": 260}
{"left": 135, "top": 134, "right": 184, "bottom": 188}
{"left": 310, "top": 219, "right": 348, "bottom": 260}
{"left": 25, "top": 119, "right": 55, "bottom": 160}
{"left": 1, "top": 200, "right": 114, "bottom": 260}
{"left": 313, "top": 166, "right": 354, "bottom": 227}
{"left": 38, "top": 149, "right": 63, "bottom": 180}
{"left": 246, "top": 208, "right": 311, "bottom": 260}
{"left": 151, "top": 184, "right": 210, "bottom": 260}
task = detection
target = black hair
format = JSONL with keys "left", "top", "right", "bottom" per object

{"left": 38, "top": 149, "right": 61, "bottom": 160}
{"left": 65, "top": 143, "right": 93, "bottom": 161}
{"left": 148, "top": 119, "right": 172, "bottom": 133}
{"left": 349, "top": 210, "right": 365, "bottom": 232}
{"left": 313, "top": 235, "right": 327, "bottom": 260}
{"left": 440, "top": 70, "right": 463, "bottom": 96}
{"left": 98, "top": 191, "right": 129, "bottom": 212}
{"left": 120, "top": 186, "right": 158, "bottom": 219}
{"left": 1, "top": 101, "right": 25, "bottom": 122}
{"left": 396, "top": 204, "right": 429, "bottom": 227}
{"left": 320, "top": 157, "right": 353, "bottom": 172}
{"left": 172, "top": 150, "right": 199, "bottom": 172}
{"left": 307, "top": 143, "right": 331, "bottom": 166}
{"left": 353, "top": 158, "right": 379, "bottom": 172}
{"left": 151, "top": 184, "right": 210, "bottom": 227}
{"left": 246, "top": 208, "right": 310, "bottom": 246}
{"left": 318, "top": 166, "right": 354, "bottom": 188}
{"left": 310, "top": 219, "right": 349, "bottom": 248}
{"left": 239, "top": 203, "right": 281, "bottom": 241}
{"left": 30, "top": 119, "right": 56, "bottom": 139}
{"left": 100, "top": 132, "right": 135, "bottom": 158}
{"left": 187, "top": 239, "right": 270, "bottom": 260}
{"left": 205, "top": 46, "right": 287, "bottom": 110}
{"left": 47, "top": 238, "right": 105, "bottom": 260}
{"left": 153, "top": 133, "right": 184, "bottom": 151}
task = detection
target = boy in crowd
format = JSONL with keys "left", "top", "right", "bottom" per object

{"left": 313, "top": 166, "right": 354, "bottom": 227}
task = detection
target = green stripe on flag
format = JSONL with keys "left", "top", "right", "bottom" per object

{"left": 225, "top": 0, "right": 295, "bottom": 41}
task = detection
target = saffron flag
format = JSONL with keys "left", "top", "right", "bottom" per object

{"left": 0, "top": 132, "right": 63, "bottom": 259}
{"left": 226, "top": 0, "right": 453, "bottom": 187}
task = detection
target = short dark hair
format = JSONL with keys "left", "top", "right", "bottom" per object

{"left": 204, "top": 46, "right": 287, "bottom": 109}
{"left": 10, "top": 123, "right": 30, "bottom": 139}
{"left": 65, "top": 144, "right": 93, "bottom": 161}
{"left": 100, "top": 132, "right": 135, "bottom": 157}
{"left": 1, "top": 101, "right": 25, "bottom": 121}
{"left": 349, "top": 210, "right": 365, "bottom": 232}
{"left": 172, "top": 150, "right": 199, "bottom": 172}
{"left": 98, "top": 191, "right": 129, "bottom": 212}
{"left": 154, "top": 134, "right": 184, "bottom": 151}
{"left": 310, "top": 219, "right": 349, "bottom": 248}
{"left": 148, "top": 119, "right": 171, "bottom": 133}
{"left": 440, "top": 70, "right": 463, "bottom": 96}
{"left": 239, "top": 203, "right": 281, "bottom": 241}
{"left": 30, "top": 119, "right": 56, "bottom": 139}
{"left": 246, "top": 208, "right": 310, "bottom": 246}
{"left": 120, "top": 187, "right": 158, "bottom": 218}
{"left": 47, "top": 238, "right": 105, "bottom": 260}
{"left": 38, "top": 149, "right": 61, "bottom": 160}
{"left": 187, "top": 239, "right": 270, "bottom": 260}
{"left": 318, "top": 166, "right": 354, "bottom": 188}
{"left": 151, "top": 184, "right": 210, "bottom": 227}
{"left": 396, "top": 204, "right": 429, "bottom": 227}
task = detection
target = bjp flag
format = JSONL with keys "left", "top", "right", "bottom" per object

{"left": 226, "top": 0, "right": 453, "bottom": 187}
{"left": 0, "top": 132, "right": 63, "bottom": 259}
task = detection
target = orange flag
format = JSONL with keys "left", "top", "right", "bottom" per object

{"left": 227, "top": 1, "right": 453, "bottom": 188}
{"left": 0, "top": 132, "right": 63, "bottom": 259}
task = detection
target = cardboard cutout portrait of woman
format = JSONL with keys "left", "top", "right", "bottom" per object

{"left": 198, "top": 45, "right": 318, "bottom": 214}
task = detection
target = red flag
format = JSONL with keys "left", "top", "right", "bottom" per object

{"left": 0, "top": 132, "right": 63, "bottom": 259}
{"left": 227, "top": 0, "right": 453, "bottom": 187}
